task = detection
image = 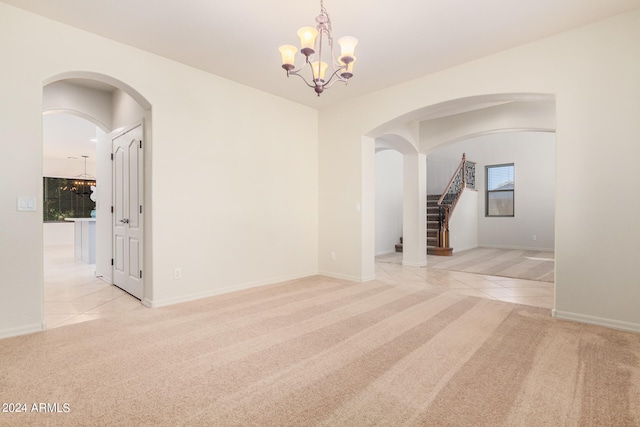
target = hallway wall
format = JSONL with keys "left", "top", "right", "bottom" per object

{"left": 375, "top": 150, "right": 403, "bottom": 255}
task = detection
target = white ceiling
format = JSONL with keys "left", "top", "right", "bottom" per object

{"left": 4, "top": 0, "right": 640, "bottom": 109}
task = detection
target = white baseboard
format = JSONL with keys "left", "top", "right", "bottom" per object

{"left": 317, "top": 270, "right": 363, "bottom": 283}
{"left": 375, "top": 249, "right": 397, "bottom": 256}
{"left": 402, "top": 260, "right": 427, "bottom": 267}
{"left": 359, "top": 274, "right": 377, "bottom": 282}
{"left": 143, "top": 271, "right": 318, "bottom": 308}
{"left": 552, "top": 309, "right": 640, "bottom": 333}
{"left": 452, "top": 244, "right": 478, "bottom": 253}
{"left": 0, "top": 323, "right": 44, "bottom": 340}
{"left": 480, "top": 244, "right": 554, "bottom": 252}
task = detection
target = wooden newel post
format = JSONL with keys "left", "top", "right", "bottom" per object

{"left": 461, "top": 153, "right": 466, "bottom": 187}
{"left": 443, "top": 208, "right": 450, "bottom": 249}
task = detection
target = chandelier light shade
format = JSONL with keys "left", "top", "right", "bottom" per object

{"left": 338, "top": 36, "right": 358, "bottom": 60}
{"left": 297, "top": 27, "right": 319, "bottom": 54}
{"left": 278, "top": 0, "right": 358, "bottom": 96}
{"left": 278, "top": 45, "right": 297, "bottom": 69}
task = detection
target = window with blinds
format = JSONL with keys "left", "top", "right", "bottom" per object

{"left": 485, "top": 164, "right": 514, "bottom": 217}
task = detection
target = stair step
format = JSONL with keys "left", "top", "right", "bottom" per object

{"left": 392, "top": 244, "right": 453, "bottom": 256}
{"left": 387, "top": 195, "right": 452, "bottom": 257}
{"left": 425, "top": 194, "right": 452, "bottom": 256}
{"left": 427, "top": 246, "right": 453, "bottom": 256}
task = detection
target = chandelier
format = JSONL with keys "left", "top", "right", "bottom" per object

{"left": 278, "top": 0, "right": 358, "bottom": 96}
{"left": 72, "top": 155, "right": 96, "bottom": 197}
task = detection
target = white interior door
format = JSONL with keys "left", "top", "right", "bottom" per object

{"left": 113, "top": 124, "right": 143, "bottom": 299}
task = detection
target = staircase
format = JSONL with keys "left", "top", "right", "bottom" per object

{"left": 394, "top": 153, "right": 475, "bottom": 256}
{"left": 395, "top": 237, "right": 403, "bottom": 252}
{"left": 427, "top": 195, "right": 452, "bottom": 256}
{"left": 393, "top": 200, "right": 453, "bottom": 255}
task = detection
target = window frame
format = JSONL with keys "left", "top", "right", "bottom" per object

{"left": 485, "top": 163, "right": 515, "bottom": 217}
{"left": 43, "top": 176, "right": 96, "bottom": 222}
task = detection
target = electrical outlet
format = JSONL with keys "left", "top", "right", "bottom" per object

{"left": 330, "top": 251, "right": 336, "bottom": 261}
{"left": 174, "top": 268, "right": 182, "bottom": 279}
{"left": 531, "top": 235, "right": 537, "bottom": 241}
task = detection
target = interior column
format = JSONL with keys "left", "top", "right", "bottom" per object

{"left": 402, "top": 152, "right": 427, "bottom": 267}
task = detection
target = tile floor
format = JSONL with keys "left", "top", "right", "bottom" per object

{"left": 44, "top": 246, "right": 554, "bottom": 330}
{"left": 44, "top": 245, "right": 144, "bottom": 329}
{"left": 376, "top": 256, "right": 554, "bottom": 309}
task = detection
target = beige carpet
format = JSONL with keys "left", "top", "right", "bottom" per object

{"left": 1, "top": 276, "right": 638, "bottom": 426}
{"left": 379, "top": 248, "right": 555, "bottom": 282}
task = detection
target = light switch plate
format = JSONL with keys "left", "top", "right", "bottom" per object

{"left": 17, "top": 196, "right": 37, "bottom": 212}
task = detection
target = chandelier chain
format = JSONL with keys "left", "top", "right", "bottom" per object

{"left": 319, "top": 0, "right": 332, "bottom": 34}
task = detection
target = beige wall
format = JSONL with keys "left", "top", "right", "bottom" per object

{"left": 428, "top": 131, "right": 556, "bottom": 251}
{"left": 318, "top": 9, "right": 640, "bottom": 331}
{"left": 2, "top": 3, "right": 639, "bottom": 338}
{"left": 0, "top": 4, "right": 318, "bottom": 337}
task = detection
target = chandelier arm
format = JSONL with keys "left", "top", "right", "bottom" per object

{"left": 288, "top": 69, "right": 317, "bottom": 89}
{"left": 323, "top": 76, "right": 348, "bottom": 89}
{"left": 321, "top": 66, "right": 348, "bottom": 88}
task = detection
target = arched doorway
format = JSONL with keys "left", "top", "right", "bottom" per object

{"left": 364, "top": 93, "right": 556, "bottom": 282}
{"left": 42, "top": 73, "right": 152, "bottom": 328}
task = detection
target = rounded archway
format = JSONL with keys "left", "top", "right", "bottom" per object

{"left": 41, "top": 72, "right": 153, "bottom": 328}
{"left": 44, "top": 71, "right": 151, "bottom": 112}
{"left": 364, "top": 93, "right": 556, "bottom": 279}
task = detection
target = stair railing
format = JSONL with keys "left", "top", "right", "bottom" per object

{"left": 436, "top": 153, "right": 475, "bottom": 249}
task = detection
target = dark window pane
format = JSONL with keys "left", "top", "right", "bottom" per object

{"left": 43, "top": 177, "right": 96, "bottom": 222}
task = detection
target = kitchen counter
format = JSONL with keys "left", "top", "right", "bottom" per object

{"left": 65, "top": 218, "right": 96, "bottom": 263}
